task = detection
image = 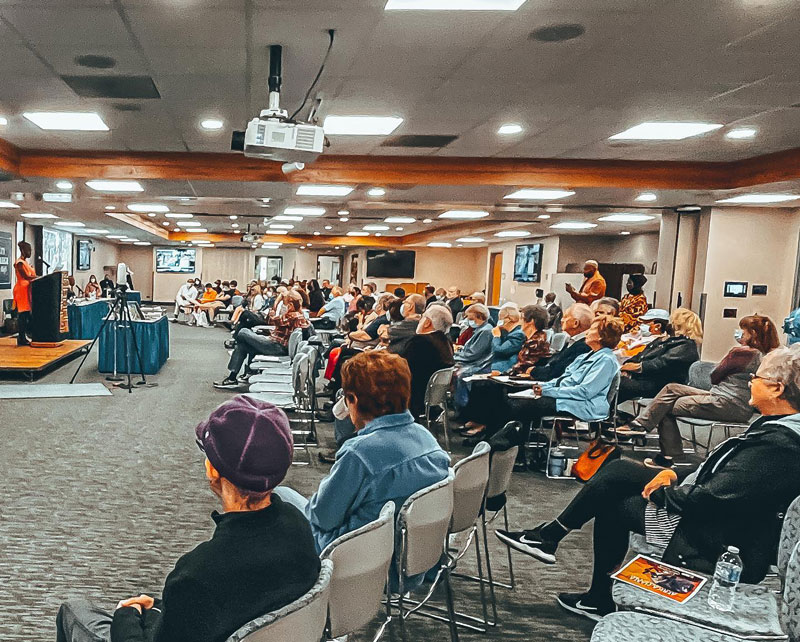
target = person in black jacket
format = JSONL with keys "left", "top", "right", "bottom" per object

{"left": 618, "top": 307, "right": 702, "bottom": 402}
{"left": 56, "top": 397, "right": 321, "bottom": 642}
{"left": 495, "top": 344, "right": 800, "bottom": 622}
{"left": 307, "top": 279, "right": 326, "bottom": 315}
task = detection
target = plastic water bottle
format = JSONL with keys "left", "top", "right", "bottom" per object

{"left": 707, "top": 546, "right": 743, "bottom": 611}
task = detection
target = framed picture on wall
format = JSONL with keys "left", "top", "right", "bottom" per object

{"left": 77, "top": 239, "right": 91, "bottom": 271}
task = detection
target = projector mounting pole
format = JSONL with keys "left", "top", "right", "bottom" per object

{"left": 267, "top": 45, "right": 283, "bottom": 114}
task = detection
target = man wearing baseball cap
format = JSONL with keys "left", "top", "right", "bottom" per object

{"left": 56, "top": 396, "right": 321, "bottom": 642}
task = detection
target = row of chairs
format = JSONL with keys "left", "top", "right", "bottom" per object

{"left": 227, "top": 441, "right": 520, "bottom": 642}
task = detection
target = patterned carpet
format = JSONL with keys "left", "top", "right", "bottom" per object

{"left": 0, "top": 323, "right": 596, "bottom": 641}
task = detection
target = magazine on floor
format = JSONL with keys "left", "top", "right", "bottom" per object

{"left": 612, "top": 555, "right": 708, "bottom": 603}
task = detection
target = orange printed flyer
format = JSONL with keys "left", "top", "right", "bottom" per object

{"left": 612, "top": 555, "right": 708, "bottom": 604}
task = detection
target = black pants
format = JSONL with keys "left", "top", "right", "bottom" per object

{"left": 556, "top": 458, "right": 655, "bottom": 598}
{"left": 233, "top": 310, "right": 266, "bottom": 338}
{"left": 312, "top": 317, "right": 336, "bottom": 330}
{"left": 460, "top": 379, "right": 510, "bottom": 426}
{"left": 618, "top": 375, "right": 661, "bottom": 403}
{"left": 17, "top": 310, "right": 31, "bottom": 345}
{"left": 486, "top": 395, "right": 559, "bottom": 441}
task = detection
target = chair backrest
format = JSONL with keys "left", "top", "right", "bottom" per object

{"left": 486, "top": 446, "right": 519, "bottom": 499}
{"left": 451, "top": 441, "right": 491, "bottom": 533}
{"left": 292, "top": 352, "right": 312, "bottom": 398}
{"left": 783, "top": 540, "right": 800, "bottom": 640}
{"left": 779, "top": 496, "right": 800, "bottom": 582}
{"left": 287, "top": 328, "right": 304, "bottom": 360}
{"left": 226, "top": 558, "right": 333, "bottom": 642}
{"left": 397, "top": 470, "right": 455, "bottom": 577}
{"left": 550, "top": 332, "right": 568, "bottom": 353}
{"left": 424, "top": 367, "right": 455, "bottom": 407}
{"left": 321, "top": 502, "right": 395, "bottom": 638}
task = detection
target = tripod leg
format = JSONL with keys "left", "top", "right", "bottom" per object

{"left": 125, "top": 304, "right": 148, "bottom": 384}
{"left": 70, "top": 301, "right": 117, "bottom": 384}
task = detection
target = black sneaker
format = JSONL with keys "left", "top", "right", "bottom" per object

{"left": 224, "top": 339, "right": 236, "bottom": 349}
{"left": 213, "top": 377, "right": 240, "bottom": 389}
{"left": 644, "top": 454, "right": 674, "bottom": 469}
{"left": 495, "top": 524, "right": 558, "bottom": 564}
{"left": 555, "top": 592, "right": 615, "bottom": 622}
{"left": 236, "top": 373, "right": 250, "bottom": 384}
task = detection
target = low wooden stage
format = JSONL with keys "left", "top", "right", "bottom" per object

{"left": 0, "top": 338, "right": 91, "bottom": 380}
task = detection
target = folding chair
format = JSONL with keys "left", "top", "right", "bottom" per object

{"left": 424, "top": 367, "right": 456, "bottom": 451}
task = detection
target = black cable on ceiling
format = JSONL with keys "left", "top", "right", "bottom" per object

{"left": 289, "top": 29, "right": 335, "bottom": 122}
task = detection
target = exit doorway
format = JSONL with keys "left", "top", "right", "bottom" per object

{"left": 488, "top": 252, "right": 503, "bottom": 306}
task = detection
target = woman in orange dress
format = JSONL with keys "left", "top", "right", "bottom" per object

{"left": 13, "top": 241, "right": 37, "bottom": 346}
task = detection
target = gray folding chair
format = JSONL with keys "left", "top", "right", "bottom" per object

{"left": 424, "top": 367, "right": 456, "bottom": 451}
{"left": 321, "top": 502, "right": 396, "bottom": 642}
{"left": 225, "top": 558, "right": 333, "bottom": 642}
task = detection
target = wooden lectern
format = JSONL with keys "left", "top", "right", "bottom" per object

{"left": 30, "top": 271, "right": 70, "bottom": 347}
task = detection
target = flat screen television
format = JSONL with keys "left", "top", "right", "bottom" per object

{"left": 43, "top": 227, "right": 72, "bottom": 274}
{"left": 366, "top": 250, "right": 416, "bottom": 279}
{"left": 513, "top": 243, "right": 543, "bottom": 283}
{"left": 156, "top": 248, "right": 196, "bottom": 273}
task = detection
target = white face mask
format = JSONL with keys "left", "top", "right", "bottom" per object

{"left": 386, "top": 311, "right": 392, "bottom": 322}
{"left": 332, "top": 396, "right": 349, "bottom": 421}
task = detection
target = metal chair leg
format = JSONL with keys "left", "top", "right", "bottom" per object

{"left": 442, "top": 565, "right": 460, "bottom": 642}
{"left": 473, "top": 524, "right": 490, "bottom": 628}
{"left": 442, "top": 405, "right": 451, "bottom": 452}
{"left": 504, "top": 504, "right": 516, "bottom": 589}
{"left": 480, "top": 512, "right": 499, "bottom": 623}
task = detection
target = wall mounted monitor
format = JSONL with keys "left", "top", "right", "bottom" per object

{"left": 366, "top": 250, "right": 416, "bottom": 278}
{"left": 76, "top": 239, "right": 91, "bottom": 271}
{"left": 513, "top": 243, "right": 543, "bottom": 283}
{"left": 723, "top": 281, "right": 748, "bottom": 298}
{"left": 43, "top": 227, "right": 73, "bottom": 274}
{"left": 155, "top": 248, "right": 196, "bottom": 273}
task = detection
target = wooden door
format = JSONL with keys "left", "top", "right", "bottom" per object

{"left": 488, "top": 252, "right": 503, "bottom": 306}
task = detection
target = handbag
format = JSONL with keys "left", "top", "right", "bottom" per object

{"left": 572, "top": 438, "right": 621, "bottom": 482}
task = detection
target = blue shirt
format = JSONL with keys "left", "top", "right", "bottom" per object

{"left": 491, "top": 326, "right": 526, "bottom": 372}
{"left": 304, "top": 411, "right": 450, "bottom": 554}
{"left": 454, "top": 322, "right": 494, "bottom": 373}
{"left": 539, "top": 347, "right": 619, "bottom": 420}
{"left": 320, "top": 296, "right": 346, "bottom": 323}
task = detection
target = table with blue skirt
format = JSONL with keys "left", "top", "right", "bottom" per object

{"left": 98, "top": 315, "right": 169, "bottom": 375}
{"left": 127, "top": 290, "right": 141, "bottom": 303}
{"left": 68, "top": 299, "right": 112, "bottom": 340}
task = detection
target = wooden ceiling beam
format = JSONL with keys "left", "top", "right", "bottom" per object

{"left": 0, "top": 137, "right": 20, "bottom": 177}
{"left": 168, "top": 231, "right": 401, "bottom": 247}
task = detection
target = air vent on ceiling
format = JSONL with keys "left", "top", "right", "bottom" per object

{"left": 74, "top": 54, "right": 116, "bottom": 69}
{"left": 61, "top": 75, "right": 161, "bottom": 99}
{"left": 529, "top": 23, "right": 585, "bottom": 42}
{"left": 380, "top": 134, "right": 458, "bottom": 148}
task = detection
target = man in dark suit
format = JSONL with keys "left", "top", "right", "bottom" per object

{"left": 544, "top": 292, "right": 563, "bottom": 331}
{"left": 445, "top": 286, "right": 464, "bottom": 319}
{"left": 529, "top": 302, "right": 593, "bottom": 381}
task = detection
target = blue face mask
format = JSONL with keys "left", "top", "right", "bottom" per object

{"left": 468, "top": 320, "right": 479, "bottom": 329}
{"left": 640, "top": 325, "right": 651, "bottom": 337}
{"left": 734, "top": 328, "right": 744, "bottom": 343}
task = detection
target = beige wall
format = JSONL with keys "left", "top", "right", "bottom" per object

{"left": 118, "top": 246, "right": 158, "bottom": 301}
{"left": 486, "top": 236, "right": 560, "bottom": 304}
{"left": 556, "top": 233, "right": 660, "bottom": 272}
{"left": 0, "top": 218, "right": 16, "bottom": 321}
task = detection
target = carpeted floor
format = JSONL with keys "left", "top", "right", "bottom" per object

{"left": 0, "top": 322, "right": 598, "bottom": 641}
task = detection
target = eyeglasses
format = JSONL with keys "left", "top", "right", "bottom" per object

{"left": 749, "top": 373, "right": 780, "bottom": 384}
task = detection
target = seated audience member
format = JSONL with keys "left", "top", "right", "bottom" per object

{"left": 56, "top": 397, "right": 320, "bottom": 642}
{"left": 386, "top": 293, "right": 425, "bottom": 354}
{"left": 615, "top": 307, "right": 670, "bottom": 361}
{"left": 83, "top": 275, "right": 102, "bottom": 299}
{"left": 172, "top": 278, "right": 199, "bottom": 321}
{"left": 99, "top": 273, "right": 115, "bottom": 298}
{"left": 544, "top": 292, "right": 562, "bottom": 330}
{"left": 618, "top": 314, "right": 780, "bottom": 467}
{"left": 230, "top": 283, "right": 264, "bottom": 326}
{"left": 215, "top": 295, "right": 310, "bottom": 388}
{"left": 399, "top": 304, "right": 455, "bottom": 419}
{"left": 591, "top": 296, "right": 619, "bottom": 318}
{"left": 618, "top": 308, "right": 702, "bottom": 402}
{"left": 507, "top": 304, "right": 551, "bottom": 375}
{"left": 213, "top": 279, "right": 223, "bottom": 294}
{"left": 345, "top": 285, "right": 361, "bottom": 314}
{"left": 307, "top": 279, "right": 326, "bottom": 314}
{"left": 312, "top": 286, "right": 346, "bottom": 329}
{"left": 490, "top": 303, "right": 526, "bottom": 372}
{"left": 445, "top": 286, "right": 464, "bottom": 319}
{"left": 528, "top": 303, "right": 594, "bottom": 381}
{"left": 348, "top": 294, "right": 394, "bottom": 344}
{"left": 566, "top": 259, "right": 606, "bottom": 305}
{"left": 424, "top": 285, "right": 437, "bottom": 307}
{"left": 273, "top": 352, "right": 450, "bottom": 568}
{"left": 191, "top": 283, "right": 218, "bottom": 326}
{"left": 294, "top": 283, "right": 310, "bottom": 309}
{"left": 453, "top": 303, "right": 494, "bottom": 409}
{"left": 348, "top": 295, "right": 376, "bottom": 333}
{"left": 496, "top": 344, "right": 800, "bottom": 621}
{"left": 619, "top": 274, "right": 649, "bottom": 332}
{"left": 362, "top": 282, "right": 377, "bottom": 298}
{"left": 393, "top": 287, "right": 406, "bottom": 298}
{"left": 434, "top": 287, "right": 447, "bottom": 302}
{"left": 320, "top": 279, "right": 332, "bottom": 299}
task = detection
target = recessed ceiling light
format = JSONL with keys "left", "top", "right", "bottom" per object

{"left": 385, "top": 0, "right": 526, "bottom": 9}
{"left": 43, "top": 192, "right": 72, "bottom": 203}
{"left": 86, "top": 180, "right": 143, "bottom": 192}
{"left": 545, "top": 206, "right": 563, "bottom": 213}
{"left": 262, "top": 243, "right": 282, "bottom": 249}
{"left": 505, "top": 189, "right": 575, "bottom": 200}
{"left": 635, "top": 192, "right": 658, "bottom": 202}
{"left": 439, "top": 210, "right": 490, "bottom": 219}
{"left": 200, "top": 118, "right": 224, "bottom": 130}
{"left": 423, "top": 218, "right": 433, "bottom": 224}
{"left": 364, "top": 224, "right": 389, "bottom": 231}
{"left": 186, "top": 228, "right": 208, "bottom": 233}
{"left": 725, "top": 127, "right": 757, "bottom": 140}
{"left": 11, "top": 193, "right": 24, "bottom": 201}
{"left": 165, "top": 213, "right": 193, "bottom": 219}
{"left": 323, "top": 116, "right": 403, "bottom": 136}
{"left": 339, "top": 217, "right": 349, "bottom": 222}
{"left": 162, "top": 222, "right": 170, "bottom": 226}
{"left": 620, "top": 231, "right": 631, "bottom": 235}
{"left": 676, "top": 205, "right": 702, "bottom": 212}
{"left": 428, "top": 242, "right": 452, "bottom": 248}
{"left": 106, "top": 235, "right": 126, "bottom": 239}
{"left": 134, "top": 241, "right": 151, "bottom": 246}
{"left": 21, "top": 212, "right": 58, "bottom": 219}
{"left": 0, "top": 201, "right": 20, "bottom": 209}
{"left": 598, "top": 213, "right": 655, "bottom": 222}
{"left": 269, "top": 224, "right": 295, "bottom": 230}
{"left": 716, "top": 193, "right": 799, "bottom": 204}
{"left": 105, "top": 205, "right": 116, "bottom": 210}
{"left": 274, "top": 215, "right": 304, "bottom": 222}
{"left": 494, "top": 230, "right": 531, "bottom": 238}
{"left": 173, "top": 227, "right": 180, "bottom": 232}
{"left": 24, "top": 111, "right": 109, "bottom": 131}
{"left": 267, "top": 230, "right": 288, "bottom": 235}
{"left": 367, "top": 187, "right": 386, "bottom": 197}
{"left": 82, "top": 229, "right": 109, "bottom": 234}
{"left": 537, "top": 214, "right": 551, "bottom": 219}
{"left": 147, "top": 212, "right": 157, "bottom": 218}
{"left": 54, "top": 221, "right": 85, "bottom": 228}
{"left": 324, "top": 225, "right": 333, "bottom": 230}
{"left": 55, "top": 180, "right": 73, "bottom": 190}
{"left": 550, "top": 222, "right": 597, "bottom": 230}
{"left": 456, "top": 237, "right": 485, "bottom": 243}
{"left": 338, "top": 210, "right": 350, "bottom": 216}
{"left": 347, "top": 231, "right": 370, "bottom": 236}
{"left": 385, "top": 216, "right": 416, "bottom": 224}
{"left": 229, "top": 215, "right": 238, "bottom": 220}
{"left": 177, "top": 221, "right": 202, "bottom": 227}
{"left": 296, "top": 185, "right": 354, "bottom": 197}
{"left": 457, "top": 244, "right": 463, "bottom": 247}
{"left": 498, "top": 123, "right": 523, "bottom": 135}
{"left": 128, "top": 203, "right": 169, "bottom": 213}
{"left": 395, "top": 227, "right": 404, "bottom": 231}
{"left": 231, "top": 223, "right": 239, "bottom": 228}
{"left": 609, "top": 122, "right": 722, "bottom": 140}
{"left": 0, "top": 116, "right": 7, "bottom": 126}
{"left": 313, "top": 231, "right": 321, "bottom": 236}
{"left": 284, "top": 206, "right": 325, "bottom": 216}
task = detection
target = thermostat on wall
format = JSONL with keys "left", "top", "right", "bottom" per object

{"left": 752, "top": 284, "right": 768, "bottom": 296}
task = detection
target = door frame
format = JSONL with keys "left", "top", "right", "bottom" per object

{"left": 488, "top": 252, "right": 503, "bottom": 306}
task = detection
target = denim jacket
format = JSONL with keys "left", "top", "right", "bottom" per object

{"left": 304, "top": 411, "right": 451, "bottom": 553}
{"left": 490, "top": 325, "right": 526, "bottom": 372}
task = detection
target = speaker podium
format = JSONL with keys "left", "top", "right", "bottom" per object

{"left": 30, "top": 271, "right": 70, "bottom": 346}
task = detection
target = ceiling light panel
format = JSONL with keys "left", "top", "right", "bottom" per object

{"left": 177, "top": 221, "right": 201, "bottom": 227}
{"left": 635, "top": 192, "right": 658, "bottom": 202}
{"left": 385, "top": 0, "right": 526, "bottom": 9}
{"left": 725, "top": 128, "right": 757, "bottom": 140}
{"left": 494, "top": 230, "right": 531, "bottom": 237}
{"left": 185, "top": 228, "right": 208, "bottom": 233}
{"left": 505, "top": 189, "right": 575, "bottom": 200}
{"left": 0, "top": 201, "right": 20, "bottom": 208}
{"left": 296, "top": 185, "right": 354, "bottom": 196}
{"left": 21, "top": 213, "right": 57, "bottom": 219}
{"left": 363, "top": 224, "right": 390, "bottom": 231}
{"left": 43, "top": 193, "right": 72, "bottom": 203}
{"left": 598, "top": 213, "right": 655, "bottom": 222}
{"left": 609, "top": 122, "right": 722, "bottom": 140}
{"left": 550, "top": 222, "right": 597, "bottom": 230}
{"left": 498, "top": 123, "right": 523, "bottom": 135}
{"left": 716, "top": 194, "right": 799, "bottom": 204}
{"left": 54, "top": 221, "right": 85, "bottom": 227}
{"left": 385, "top": 217, "right": 416, "bottom": 224}
{"left": 56, "top": 181, "right": 73, "bottom": 190}
{"left": 456, "top": 237, "right": 485, "bottom": 243}
{"left": 439, "top": 210, "right": 490, "bottom": 219}
{"left": 428, "top": 242, "right": 452, "bottom": 248}
{"left": 269, "top": 224, "right": 295, "bottom": 230}
{"left": 165, "top": 213, "right": 193, "bottom": 219}
{"left": 24, "top": 111, "right": 109, "bottom": 131}
{"left": 128, "top": 203, "right": 169, "bottom": 213}
{"left": 273, "top": 215, "right": 304, "bottom": 222}
{"left": 323, "top": 116, "right": 403, "bottom": 136}
{"left": 200, "top": 119, "right": 224, "bottom": 130}
{"left": 284, "top": 206, "right": 326, "bottom": 216}
{"left": 86, "top": 180, "right": 143, "bottom": 192}
{"left": 347, "top": 231, "right": 370, "bottom": 236}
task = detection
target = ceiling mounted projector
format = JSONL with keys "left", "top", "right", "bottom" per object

{"left": 232, "top": 44, "right": 326, "bottom": 164}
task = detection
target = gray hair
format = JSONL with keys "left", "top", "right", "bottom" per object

{"left": 566, "top": 303, "right": 593, "bottom": 330}
{"left": 405, "top": 293, "right": 426, "bottom": 315}
{"left": 759, "top": 345, "right": 800, "bottom": 410}
{"left": 469, "top": 291, "right": 486, "bottom": 304}
{"left": 592, "top": 297, "right": 620, "bottom": 315}
{"left": 423, "top": 304, "right": 454, "bottom": 333}
{"left": 467, "top": 303, "right": 490, "bottom": 321}
{"left": 498, "top": 302, "right": 521, "bottom": 322}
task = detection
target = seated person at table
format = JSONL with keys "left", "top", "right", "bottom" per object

{"left": 273, "top": 351, "right": 450, "bottom": 565}
{"left": 490, "top": 303, "right": 526, "bottom": 372}
{"left": 399, "top": 303, "right": 455, "bottom": 420}
{"left": 453, "top": 303, "right": 494, "bottom": 410}
{"left": 618, "top": 308, "right": 702, "bottom": 403}
{"left": 496, "top": 345, "right": 800, "bottom": 622}
{"left": 99, "top": 273, "right": 115, "bottom": 298}
{"left": 386, "top": 293, "right": 425, "bottom": 354}
{"left": 56, "top": 396, "right": 320, "bottom": 642}
{"left": 618, "top": 274, "right": 649, "bottom": 333}
{"left": 312, "top": 286, "right": 345, "bottom": 329}
{"left": 173, "top": 278, "right": 199, "bottom": 320}
{"left": 214, "top": 295, "right": 310, "bottom": 388}
{"left": 83, "top": 275, "right": 102, "bottom": 299}
{"left": 618, "top": 314, "right": 780, "bottom": 468}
